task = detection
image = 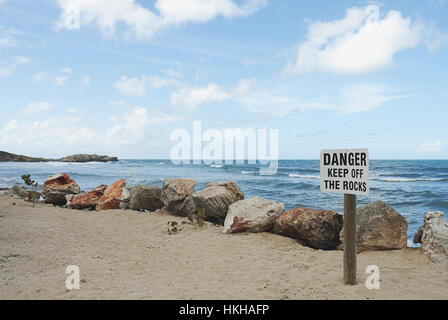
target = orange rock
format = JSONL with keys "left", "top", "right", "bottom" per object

{"left": 42, "top": 173, "right": 80, "bottom": 205}
{"left": 96, "top": 179, "right": 130, "bottom": 210}
{"left": 66, "top": 185, "right": 108, "bottom": 210}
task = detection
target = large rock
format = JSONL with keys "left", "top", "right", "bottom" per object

{"left": 413, "top": 211, "right": 448, "bottom": 266}
{"left": 129, "top": 185, "right": 164, "bottom": 212}
{"left": 339, "top": 200, "right": 408, "bottom": 252}
{"left": 10, "top": 184, "right": 29, "bottom": 199}
{"left": 161, "top": 178, "right": 196, "bottom": 217}
{"left": 96, "top": 179, "right": 130, "bottom": 210}
{"left": 273, "top": 207, "right": 343, "bottom": 250}
{"left": 192, "top": 181, "right": 244, "bottom": 223}
{"left": 66, "top": 185, "right": 107, "bottom": 210}
{"left": 223, "top": 197, "right": 285, "bottom": 234}
{"left": 42, "top": 173, "right": 80, "bottom": 205}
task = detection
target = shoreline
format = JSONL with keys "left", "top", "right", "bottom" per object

{"left": 1, "top": 194, "right": 447, "bottom": 300}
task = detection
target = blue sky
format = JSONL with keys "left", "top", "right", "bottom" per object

{"left": 0, "top": 0, "right": 447, "bottom": 159}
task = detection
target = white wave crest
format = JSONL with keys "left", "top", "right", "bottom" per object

{"left": 289, "top": 174, "right": 320, "bottom": 179}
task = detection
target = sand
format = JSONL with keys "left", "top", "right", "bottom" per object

{"left": 0, "top": 194, "right": 447, "bottom": 300}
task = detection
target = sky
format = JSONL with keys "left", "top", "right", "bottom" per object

{"left": 0, "top": 0, "right": 447, "bottom": 160}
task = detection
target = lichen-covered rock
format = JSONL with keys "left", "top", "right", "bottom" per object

{"left": 66, "top": 185, "right": 107, "bottom": 210}
{"left": 96, "top": 179, "right": 130, "bottom": 210}
{"left": 161, "top": 178, "right": 196, "bottom": 217}
{"left": 42, "top": 173, "right": 80, "bottom": 205}
{"left": 129, "top": 185, "right": 164, "bottom": 212}
{"left": 273, "top": 207, "right": 343, "bottom": 250}
{"left": 339, "top": 200, "right": 408, "bottom": 252}
{"left": 413, "top": 211, "right": 448, "bottom": 266}
{"left": 192, "top": 181, "right": 244, "bottom": 223}
{"left": 223, "top": 197, "right": 284, "bottom": 234}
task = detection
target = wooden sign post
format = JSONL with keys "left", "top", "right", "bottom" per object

{"left": 320, "top": 149, "right": 369, "bottom": 285}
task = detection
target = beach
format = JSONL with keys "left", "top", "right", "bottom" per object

{"left": 1, "top": 194, "right": 447, "bottom": 300}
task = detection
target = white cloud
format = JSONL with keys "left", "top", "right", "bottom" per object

{"left": 170, "top": 78, "right": 256, "bottom": 109}
{"left": 61, "top": 67, "right": 72, "bottom": 74}
{"left": 82, "top": 75, "right": 91, "bottom": 86}
{"left": 0, "top": 106, "right": 179, "bottom": 152}
{"left": 113, "top": 76, "right": 148, "bottom": 96}
{"left": 155, "top": 0, "right": 267, "bottom": 24}
{"left": 0, "top": 26, "right": 16, "bottom": 49}
{"left": 0, "top": 56, "right": 30, "bottom": 78}
{"left": 235, "top": 83, "right": 406, "bottom": 117}
{"left": 34, "top": 72, "right": 48, "bottom": 81}
{"left": 285, "top": 5, "right": 424, "bottom": 74}
{"left": 417, "top": 140, "right": 443, "bottom": 154}
{"left": 21, "top": 101, "right": 53, "bottom": 115}
{"left": 54, "top": 0, "right": 266, "bottom": 39}
{"left": 53, "top": 75, "right": 69, "bottom": 86}
{"left": 147, "top": 76, "right": 178, "bottom": 89}
{"left": 171, "top": 84, "right": 230, "bottom": 108}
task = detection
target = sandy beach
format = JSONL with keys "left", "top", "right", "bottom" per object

{"left": 1, "top": 194, "right": 447, "bottom": 300}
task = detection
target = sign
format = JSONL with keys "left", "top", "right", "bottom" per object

{"left": 320, "top": 149, "right": 369, "bottom": 196}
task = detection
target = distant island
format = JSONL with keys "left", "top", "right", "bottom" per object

{"left": 0, "top": 151, "right": 118, "bottom": 163}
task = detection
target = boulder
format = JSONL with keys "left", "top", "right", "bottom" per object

{"left": 413, "top": 211, "right": 448, "bottom": 266}
{"left": 96, "top": 179, "right": 130, "bottom": 210}
{"left": 129, "top": 185, "right": 164, "bottom": 212}
{"left": 66, "top": 185, "right": 107, "bottom": 210}
{"left": 161, "top": 178, "right": 196, "bottom": 217}
{"left": 10, "top": 184, "right": 29, "bottom": 199}
{"left": 42, "top": 173, "right": 80, "bottom": 205}
{"left": 339, "top": 200, "right": 408, "bottom": 252}
{"left": 273, "top": 207, "right": 343, "bottom": 250}
{"left": 192, "top": 181, "right": 244, "bottom": 223}
{"left": 223, "top": 197, "right": 285, "bottom": 234}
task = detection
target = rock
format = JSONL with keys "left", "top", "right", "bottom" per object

{"left": 413, "top": 211, "right": 448, "bottom": 266}
{"left": 339, "top": 200, "right": 408, "bottom": 252}
{"left": 10, "top": 184, "right": 29, "bottom": 199}
{"left": 192, "top": 181, "right": 244, "bottom": 223}
{"left": 96, "top": 179, "right": 130, "bottom": 210}
{"left": 223, "top": 197, "right": 285, "bottom": 234}
{"left": 58, "top": 154, "right": 118, "bottom": 162}
{"left": 66, "top": 185, "right": 107, "bottom": 210}
{"left": 42, "top": 173, "right": 80, "bottom": 205}
{"left": 161, "top": 178, "right": 197, "bottom": 217}
{"left": 129, "top": 185, "right": 164, "bottom": 212}
{"left": 273, "top": 207, "right": 343, "bottom": 250}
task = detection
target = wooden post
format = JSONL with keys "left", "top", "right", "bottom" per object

{"left": 343, "top": 194, "right": 357, "bottom": 285}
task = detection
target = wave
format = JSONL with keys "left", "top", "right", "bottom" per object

{"left": 372, "top": 177, "right": 446, "bottom": 182}
{"left": 241, "top": 171, "right": 256, "bottom": 175}
{"left": 210, "top": 164, "right": 224, "bottom": 168}
{"left": 289, "top": 174, "right": 320, "bottom": 179}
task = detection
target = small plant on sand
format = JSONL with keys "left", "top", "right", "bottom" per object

{"left": 187, "top": 208, "right": 206, "bottom": 228}
{"left": 167, "top": 221, "right": 183, "bottom": 235}
{"left": 21, "top": 174, "right": 39, "bottom": 207}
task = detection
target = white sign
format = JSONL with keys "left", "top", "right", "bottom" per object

{"left": 320, "top": 149, "right": 369, "bottom": 196}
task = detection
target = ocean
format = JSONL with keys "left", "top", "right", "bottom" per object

{"left": 1, "top": 159, "right": 447, "bottom": 245}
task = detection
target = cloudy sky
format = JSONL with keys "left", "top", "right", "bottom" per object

{"left": 0, "top": 0, "right": 447, "bottom": 159}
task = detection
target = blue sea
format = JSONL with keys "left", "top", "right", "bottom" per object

{"left": 1, "top": 160, "right": 447, "bottom": 245}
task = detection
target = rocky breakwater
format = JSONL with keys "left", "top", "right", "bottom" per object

{"left": 128, "top": 185, "right": 164, "bottom": 212}
{"left": 42, "top": 173, "right": 80, "bottom": 205}
{"left": 66, "top": 185, "right": 108, "bottom": 210}
{"left": 273, "top": 208, "right": 343, "bottom": 250}
{"left": 339, "top": 200, "right": 408, "bottom": 252}
{"left": 191, "top": 181, "right": 244, "bottom": 224}
{"left": 223, "top": 196, "right": 285, "bottom": 234}
{"left": 413, "top": 211, "right": 448, "bottom": 266}
{"left": 161, "top": 178, "right": 197, "bottom": 217}
{"left": 96, "top": 179, "right": 131, "bottom": 210}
